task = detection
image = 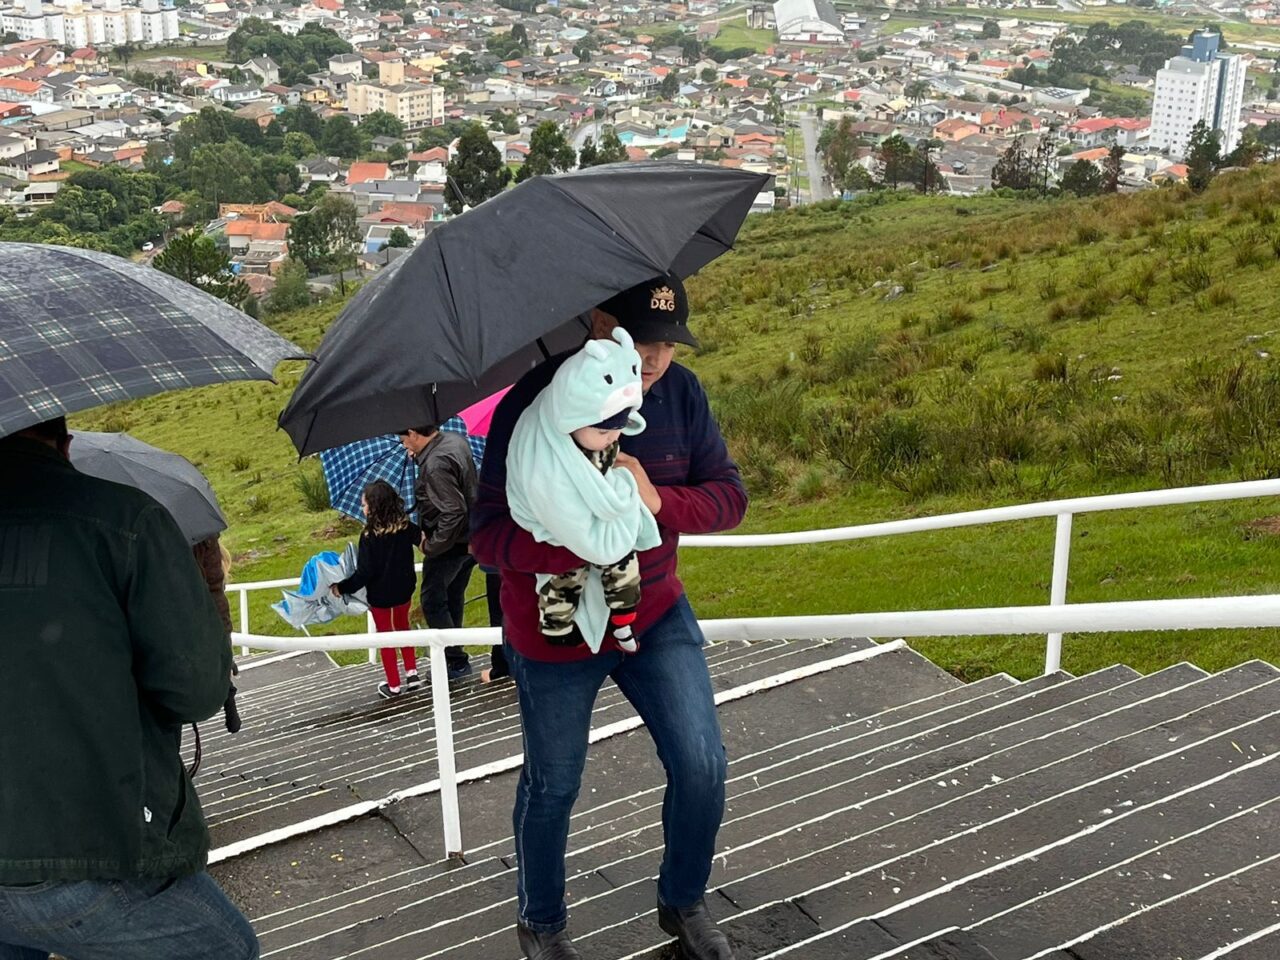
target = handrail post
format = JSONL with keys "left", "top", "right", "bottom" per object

{"left": 238, "top": 590, "right": 250, "bottom": 657}
{"left": 430, "top": 641, "right": 463, "bottom": 856}
{"left": 1045, "top": 512, "right": 1073, "bottom": 675}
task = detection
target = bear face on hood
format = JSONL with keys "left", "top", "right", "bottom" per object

{"left": 547, "top": 327, "right": 647, "bottom": 436}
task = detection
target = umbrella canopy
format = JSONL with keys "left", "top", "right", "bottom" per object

{"left": 458, "top": 385, "right": 512, "bottom": 439}
{"left": 0, "top": 243, "right": 307, "bottom": 440}
{"left": 319, "top": 434, "right": 417, "bottom": 523}
{"left": 69, "top": 431, "right": 227, "bottom": 546}
{"left": 279, "top": 162, "right": 770, "bottom": 455}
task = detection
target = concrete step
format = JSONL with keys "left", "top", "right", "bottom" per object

{"left": 1055, "top": 847, "right": 1280, "bottom": 960}
{"left": 232, "top": 650, "right": 337, "bottom": 692}
{"left": 584, "top": 665, "right": 1279, "bottom": 960}
{"left": 1196, "top": 925, "right": 1280, "bottom": 960}
{"left": 786, "top": 733, "right": 1279, "bottom": 958}
{"left": 300, "top": 666, "right": 1158, "bottom": 960}
{"left": 221, "top": 645, "right": 964, "bottom": 959}
{"left": 202, "top": 636, "right": 879, "bottom": 845}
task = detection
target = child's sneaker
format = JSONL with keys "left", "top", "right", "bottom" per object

{"left": 403, "top": 671, "right": 422, "bottom": 690}
{"left": 377, "top": 682, "right": 402, "bottom": 700}
{"left": 612, "top": 611, "right": 638, "bottom": 654}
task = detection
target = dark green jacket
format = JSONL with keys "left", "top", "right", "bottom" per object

{"left": 0, "top": 438, "right": 232, "bottom": 883}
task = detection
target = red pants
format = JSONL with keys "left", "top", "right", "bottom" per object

{"left": 371, "top": 602, "right": 416, "bottom": 689}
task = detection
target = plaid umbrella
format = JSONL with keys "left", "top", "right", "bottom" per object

{"left": 319, "top": 418, "right": 486, "bottom": 522}
{"left": 0, "top": 243, "right": 306, "bottom": 439}
{"left": 319, "top": 435, "right": 416, "bottom": 522}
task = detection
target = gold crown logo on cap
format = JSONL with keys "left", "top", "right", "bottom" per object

{"left": 650, "top": 285, "right": 677, "bottom": 313}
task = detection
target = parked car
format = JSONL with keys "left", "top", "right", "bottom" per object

{"left": 142, "top": 242, "right": 154, "bottom": 251}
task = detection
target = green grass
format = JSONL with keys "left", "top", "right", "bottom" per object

{"left": 707, "top": 22, "right": 776, "bottom": 54}
{"left": 72, "top": 167, "right": 1280, "bottom": 679}
{"left": 135, "top": 41, "right": 228, "bottom": 62}
{"left": 58, "top": 160, "right": 94, "bottom": 175}
{"left": 879, "top": 16, "right": 934, "bottom": 36}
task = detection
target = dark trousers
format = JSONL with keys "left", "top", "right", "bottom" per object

{"left": 420, "top": 545, "right": 475, "bottom": 670}
{"left": 485, "top": 569, "right": 509, "bottom": 679}
{"left": 508, "top": 595, "right": 727, "bottom": 932}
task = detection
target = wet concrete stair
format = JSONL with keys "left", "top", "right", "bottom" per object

{"left": 205, "top": 644, "right": 1280, "bottom": 960}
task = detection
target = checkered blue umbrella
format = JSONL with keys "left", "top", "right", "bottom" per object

{"left": 318, "top": 418, "right": 485, "bottom": 522}
{"left": 0, "top": 242, "right": 306, "bottom": 439}
{"left": 319, "top": 435, "right": 416, "bottom": 522}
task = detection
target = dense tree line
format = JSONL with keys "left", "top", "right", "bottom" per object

{"left": 226, "top": 19, "right": 352, "bottom": 86}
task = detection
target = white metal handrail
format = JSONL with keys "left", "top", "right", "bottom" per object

{"left": 221, "top": 478, "right": 1280, "bottom": 858}
{"left": 228, "top": 594, "right": 1280, "bottom": 857}
{"left": 226, "top": 478, "right": 1280, "bottom": 672}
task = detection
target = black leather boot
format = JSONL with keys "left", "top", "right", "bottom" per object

{"left": 517, "top": 922, "right": 583, "bottom": 960}
{"left": 657, "top": 897, "right": 737, "bottom": 960}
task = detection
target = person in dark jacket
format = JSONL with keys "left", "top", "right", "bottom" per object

{"left": 472, "top": 274, "right": 747, "bottom": 960}
{"left": 332, "top": 480, "right": 422, "bottom": 700}
{"left": 0, "top": 418, "right": 258, "bottom": 960}
{"left": 399, "top": 424, "right": 477, "bottom": 679}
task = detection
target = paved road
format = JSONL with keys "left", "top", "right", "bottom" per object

{"left": 798, "top": 111, "right": 834, "bottom": 203}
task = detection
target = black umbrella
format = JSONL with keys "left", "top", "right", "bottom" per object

{"left": 70, "top": 431, "right": 227, "bottom": 546}
{"left": 0, "top": 242, "right": 307, "bottom": 440}
{"left": 279, "top": 161, "right": 770, "bottom": 456}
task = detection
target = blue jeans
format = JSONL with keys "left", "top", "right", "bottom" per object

{"left": 508, "top": 595, "right": 727, "bottom": 933}
{"left": 0, "top": 872, "right": 258, "bottom": 960}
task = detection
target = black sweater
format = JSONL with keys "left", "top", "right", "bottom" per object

{"left": 336, "top": 522, "right": 421, "bottom": 608}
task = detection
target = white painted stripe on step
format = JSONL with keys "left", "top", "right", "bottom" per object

{"left": 261, "top": 669, "right": 1258, "bottom": 948}
{"left": 251, "top": 673, "right": 1018, "bottom": 930}
{"left": 1195, "top": 921, "right": 1280, "bottom": 959}
{"left": 566, "top": 667, "right": 1245, "bottom": 889}
{"left": 1023, "top": 850, "right": 1280, "bottom": 960}
{"left": 367, "top": 708, "right": 1280, "bottom": 960}
{"left": 236, "top": 650, "right": 315, "bottom": 672}
{"left": 209, "top": 640, "right": 906, "bottom": 864}
{"left": 590, "top": 710, "right": 1280, "bottom": 960}
{"left": 752, "top": 775, "right": 1280, "bottom": 958}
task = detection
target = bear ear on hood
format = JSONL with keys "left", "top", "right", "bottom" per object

{"left": 583, "top": 339, "right": 611, "bottom": 360}
{"left": 611, "top": 326, "right": 635, "bottom": 350}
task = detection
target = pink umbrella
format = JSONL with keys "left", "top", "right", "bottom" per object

{"left": 458, "top": 385, "right": 512, "bottom": 438}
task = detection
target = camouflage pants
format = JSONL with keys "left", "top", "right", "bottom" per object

{"left": 539, "top": 551, "right": 642, "bottom": 643}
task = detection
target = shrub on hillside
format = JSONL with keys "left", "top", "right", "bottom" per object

{"left": 295, "top": 462, "right": 330, "bottom": 512}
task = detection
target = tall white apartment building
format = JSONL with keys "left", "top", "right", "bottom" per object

{"left": 0, "top": 0, "right": 179, "bottom": 47}
{"left": 1149, "top": 30, "right": 1245, "bottom": 160}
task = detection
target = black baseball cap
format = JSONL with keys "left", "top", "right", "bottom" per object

{"left": 598, "top": 272, "right": 698, "bottom": 348}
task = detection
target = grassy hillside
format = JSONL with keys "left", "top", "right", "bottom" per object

{"left": 73, "top": 167, "right": 1280, "bottom": 678}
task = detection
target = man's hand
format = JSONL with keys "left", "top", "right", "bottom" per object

{"left": 615, "top": 452, "right": 662, "bottom": 516}
{"left": 329, "top": 584, "right": 342, "bottom": 598}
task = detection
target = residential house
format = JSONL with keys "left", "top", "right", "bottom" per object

{"left": 0, "top": 77, "right": 50, "bottom": 103}
{"left": 345, "top": 160, "right": 390, "bottom": 184}
{"left": 0, "top": 148, "right": 59, "bottom": 180}
{"left": 211, "top": 83, "right": 262, "bottom": 104}
{"left": 298, "top": 155, "right": 342, "bottom": 186}
{"left": 225, "top": 218, "right": 289, "bottom": 255}
{"left": 934, "top": 117, "right": 980, "bottom": 141}
{"left": 242, "top": 57, "right": 281, "bottom": 85}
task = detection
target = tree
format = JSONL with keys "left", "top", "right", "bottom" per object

{"left": 680, "top": 37, "right": 701, "bottom": 62}
{"left": 1102, "top": 143, "right": 1124, "bottom": 193}
{"left": 822, "top": 116, "right": 859, "bottom": 191}
{"left": 489, "top": 109, "right": 519, "bottom": 134}
{"left": 1060, "top": 159, "right": 1103, "bottom": 197}
{"left": 386, "top": 226, "right": 413, "bottom": 248}
{"left": 445, "top": 123, "right": 511, "bottom": 213}
{"left": 876, "top": 134, "right": 914, "bottom": 189}
{"left": 578, "top": 136, "right": 598, "bottom": 168}
{"left": 360, "top": 110, "right": 405, "bottom": 141}
{"left": 660, "top": 71, "right": 680, "bottom": 100}
{"left": 1185, "top": 120, "right": 1220, "bottom": 193}
{"left": 700, "top": 66, "right": 718, "bottom": 83}
{"left": 596, "top": 127, "right": 627, "bottom": 164}
{"left": 153, "top": 231, "right": 249, "bottom": 307}
{"left": 510, "top": 23, "right": 529, "bottom": 50}
{"left": 981, "top": 20, "right": 1001, "bottom": 39}
{"left": 992, "top": 137, "right": 1035, "bottom": 191}
{"left": 302, "top": 194, "right": 361, "bottom": 291}
{"left": 188, "top": 140, "right": 259, "bottom": 207}
{"left": 515, "top": 121, "right": 576, "bottom": 182}
{"left": 1225, "top": 124, "right": 1264, "bottom": 167}
{"left": 912, "top": 138, "right": 944, "bottom": 193}
{"left": 321, "top": 115, "right": 362, "bottom": 158}
{"left": 267, "top": 258, "right": 311, "bottom": 312}
{"left": 112, "top": 43, "right": 135, "bottom": 67}
{"left": 905, "top": 79, "right": 931, "bottom": 104}
{"left": 1259, "top": 119, "right": 1280, "bottom": 161}
{"left": 283, "top": 131, "right": 317, "bottom": 159}
{"left": 966, "top": 51, "right": 980, "bottom": 63}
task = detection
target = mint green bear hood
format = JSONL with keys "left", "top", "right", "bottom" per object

{"left": 507, "top": 328, "right": 663, "bottom": 652}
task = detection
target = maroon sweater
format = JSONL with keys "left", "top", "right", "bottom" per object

{"left": 470, "top": 355, "right": 747, "bottom": 662}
